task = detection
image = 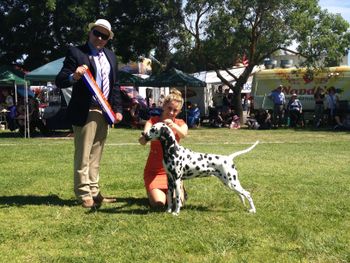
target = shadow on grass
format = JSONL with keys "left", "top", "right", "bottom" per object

{"left": 96, "top": 197, "right": 211, "bottom": 215}
{"left": 0, "top": 131, "right": 22, "bottom": 138}
{"left": 0, "top": 194, "right": 213, "bottom": 215}
{"left": 0, "top": 194, "right": 77, "bottom": 207}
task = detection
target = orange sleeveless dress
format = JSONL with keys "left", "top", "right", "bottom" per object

{"left": 143, "top": 116, "right": 185, "bottom": 192}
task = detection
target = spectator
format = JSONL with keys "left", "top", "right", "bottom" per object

{"left": 325, "top": 86, "right": 339, "bottom": 126}
{"left": 1, "top": 89, "right": 16, "bottom": 131}
{"left": 187, "top": 103, "right": 201, "bottom": 128}
{"left": 149, "top": 103, "right": 162, "bottom": 116}
{"left": 130, "top": 101, "right": 147, "bottom": 129}
{"left": 256, "top": 109, "right": 272, "bottom": 130}
{"left": 287, "top": 93, "right": 303, "bottom": 127}
{"left": 229, "top": 115, "right": 241, "bottom": 129}
{"left": 269, "top": 85, "right": 286, "bottom": 128}
{"left": 212, "top": 85, "right": 224, "bottom": 112}
{"left": 222, "top": 88, "right": 232, "bottom": 112}
{"left": 246, "top": 113, "right": 260, "bottom": 130}
{"left": 210, "top": 110, "right": 225, "bottom": 128}
{"left": 314, "top": 87, "right": 325, "bottom": 128}
{"left": 157, "top": 94, "right": 165, "bottom": 107}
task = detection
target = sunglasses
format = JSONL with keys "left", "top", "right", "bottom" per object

{"left": 92, "top": 29, "right": 109, "bottom": 40}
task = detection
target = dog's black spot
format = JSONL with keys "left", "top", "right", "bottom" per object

{"left": 196, "top": 166, "right": 200, "bottom": 170}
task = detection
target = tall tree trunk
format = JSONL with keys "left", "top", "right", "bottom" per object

{"left": 232, "top": 91, "right": 243, "bottom": 124}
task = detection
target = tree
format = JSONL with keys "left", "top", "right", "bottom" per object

{"left": 177, "top": 0, "right": 350, "bottom": 120}
{"left": 0, "top": 0, "right": 183, "bottom": 70}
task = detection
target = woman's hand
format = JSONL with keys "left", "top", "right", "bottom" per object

{"left": 139, "top": 134, "right": 147, "bottom": 145}
{"left": 163, "top": 118, "right": 188, "bottom": 138}
{"left": 163, "top": 118, "right": 175, "bottom": 128}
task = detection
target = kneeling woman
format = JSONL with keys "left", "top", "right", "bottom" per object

{"left": 139, "top": 88, "right": 188, "bottom": 207}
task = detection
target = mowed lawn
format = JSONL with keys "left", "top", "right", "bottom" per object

{"left": 0, "top": 127, "right": 349, "bottom": 263}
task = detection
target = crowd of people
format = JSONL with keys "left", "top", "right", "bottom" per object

{"left": 0, "top": 88, "right": 48, "bottom": 135}
{"left": 209, "top": 84, "right": 252, "bottom": 129}
{"left": 244, "top": 84, "right": 350, "bottom": 130}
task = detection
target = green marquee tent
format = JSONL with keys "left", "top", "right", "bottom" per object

{"left": 25, "top": 57, "right": 64, "bottom": 82}
{"left": 0, "top": 65, "right": 26, "bottom": 86}
{"left": 25, "top": 57, "right": 145, "bottom": 86}
{"left": 141, "top": 68, "right": 206, "bottom": 88}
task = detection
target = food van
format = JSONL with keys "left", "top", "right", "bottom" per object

{"left": 251, "top": 66, "right": 350, "bottom": 118}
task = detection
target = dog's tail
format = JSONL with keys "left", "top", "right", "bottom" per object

{"left": 229, "top": 140, "right": 259, "bottom": 160}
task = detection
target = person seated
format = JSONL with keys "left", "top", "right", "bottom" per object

{"left": 256, "top": 109, "right": 272, "bottom": 130}
{"left": 130, "top": 101, "right": 147, "bottom": 129}
{"left": 229, "top": 115, "right": 241, "bottom": 129}
{"left": 187, "top": 103, "right": 201, "bottom": 128}
{"left": 221, "top": 108, "right": 236, "bottom": 127}
{"left": 287, "top": 93, "right": 303, "bottom": 127}
{"left": 333, "top": 109, "right": 350, "bottom": 130}
{"left": 246, "top": 113, "right": 260, "bottom": 129}
{"left": 1, "top": 89, "right": 17, "bottom": 131}
{"left": 149, "top": 103, "right": 162, "bottom": 116}
{"left": 210, "top": 110, "right": 224, "bottom": 128}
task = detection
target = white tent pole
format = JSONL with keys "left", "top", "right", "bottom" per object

{"left": 14, "top": 81, "right": 18, "bottom": 105}
{"left": 24, "top": 81, "right": 30, "bottom": 138}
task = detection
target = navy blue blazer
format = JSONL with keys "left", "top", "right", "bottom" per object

{"left": 55, "top": 43, "right": 122, "bottom": 126}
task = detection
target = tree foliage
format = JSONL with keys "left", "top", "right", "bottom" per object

{"left": 0, "top": 0, "right": 183, "bottom": 70}
{"left": 175, "top": 0, "right": 350, "bottom": 118}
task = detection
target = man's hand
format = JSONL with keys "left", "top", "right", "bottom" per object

{"left": 73, "top": 65, "right": 88, "bottom": 81}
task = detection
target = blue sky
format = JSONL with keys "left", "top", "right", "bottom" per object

{"left": 319, "top": 0, "right": 350, "bottom": 23}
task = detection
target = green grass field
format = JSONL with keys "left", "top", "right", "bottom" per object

{"left": 0, "top": 127, "right": 349, "bottom": 263}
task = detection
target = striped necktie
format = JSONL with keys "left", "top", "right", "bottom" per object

{"left": 98, "top": 51, "right": 110, "bottom": 99}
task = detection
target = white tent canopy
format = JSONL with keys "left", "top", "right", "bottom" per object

{"left": 193, "top": 65, "right": 263, "bottom": 89}
{"left": 190, "top": 66, "right": 263, "bottom": 115}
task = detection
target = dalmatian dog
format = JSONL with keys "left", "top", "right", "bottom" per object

{"left": 142, "top": 122, "right": 259, "bottom": 215}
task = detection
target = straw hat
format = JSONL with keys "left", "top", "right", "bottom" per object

{"left": 88, "top": 19, "right": 114, "bottom": 39}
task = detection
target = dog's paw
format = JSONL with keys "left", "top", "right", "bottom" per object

{"left": 248, "top": 208, "right": 256, "bottom": 213}
{"left": 172, "top": 211, "right": 179, "bottom": 216}
{"left": 166, "top": 208, "right": 172, "bottom": 213}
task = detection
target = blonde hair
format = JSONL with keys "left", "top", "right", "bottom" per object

{"left": 163, "top": 88, "right": 184, "bottom": 109}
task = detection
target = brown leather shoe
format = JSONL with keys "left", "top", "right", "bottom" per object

{"left": 81, "top": 198, "right": 95, "bottom": 208}
{"left": 93, "top": 193, "right": 117, "bottom": 208}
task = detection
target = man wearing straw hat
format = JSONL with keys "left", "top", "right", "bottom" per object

{"left": 56, "top": 19, "right": 123, "bottom": 208}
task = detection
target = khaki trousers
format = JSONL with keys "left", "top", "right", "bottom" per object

{"left": 73, "top": 109, "right": 108, "bottom": 201}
